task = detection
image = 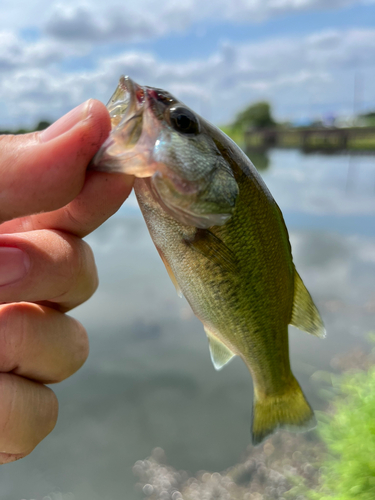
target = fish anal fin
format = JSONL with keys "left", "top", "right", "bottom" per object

{"left": 156, "top": 246, "right": 183, "bottom": 298}
{"left": 184, "top": 229, "right": 237, "bottom": 273}
{"left": 290, "top": 268, "right": 326, "bottom": 338}
{"left": 204, "top": 327, "right": 236, "bottom": 371}
{"left": 252, "top": 377, "right": 316, "bottom": 445}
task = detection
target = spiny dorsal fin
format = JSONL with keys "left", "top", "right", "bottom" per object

{"left": 290, "top": 268, "right": 326, "bottom": 338}
{"left": 204, "top": 326, "right": 236, "bottom": 370}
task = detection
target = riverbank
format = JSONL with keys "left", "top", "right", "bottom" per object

{"left": 248, "top": 127, "right": 375, "bottom": 153}
{"left": 134, "top": 342, "right": 375, "bottom": 500}
{"left": 220, "top": 126, "right": 375, "bottom": 153}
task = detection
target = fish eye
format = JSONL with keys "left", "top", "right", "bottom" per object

{"left": 169, "top": 107, "right": 200, "bottom": 135}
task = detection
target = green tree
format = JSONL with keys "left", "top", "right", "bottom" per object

{"left": 233, "top": 101, "right": 276, "bottom": 130}
{"left": 359, "top": 111, "right": 375, "bottom": 127}
{"left": 34, "top": 120, "right": 51, "bottom": 131}
{"left": 0, "top": 120, "right": 51, "bottom": 135}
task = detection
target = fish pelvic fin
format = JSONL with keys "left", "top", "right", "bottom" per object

{"left": 290, "top": 268, "right": 326, "bottom": 339}
{"left": 204, "top": 327, "right": 236, "bottom": 370}
{"left": 251, "top": 377, "right": 316, "bottom": 446}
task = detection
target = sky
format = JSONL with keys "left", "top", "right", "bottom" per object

{"left": 1, "top": 0, "right": 375, "bottom": 128}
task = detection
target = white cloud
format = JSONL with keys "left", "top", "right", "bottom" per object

{"left": 0, "top": 31, "right": 87, "bottom": 73}
{"left": 224, "top": 0, "right": 361, "bottom": 22}
{"left": 43, "top": 4, "right": 164, "bottom": 42}
{"left": 0, "top": 0, "right": 367, "bottom": 44}
{"left": 39, "top": 0, "right": 368, "bottom": 43}
{"left": 1, "top": 27, "right": 375, "bottom": 127}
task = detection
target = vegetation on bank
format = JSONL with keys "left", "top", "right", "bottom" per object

{"left": 220, "top": 101, "right": 375, "bottom": 151}
{"left": 134, "top": 338, "right": 375, "bottom": 500}
{"left": 0, "top": 121, "right": 51, "bottom": 135}
{"left": 358, "top": 112, "right": 375, "bottom": 128}
{"left": 306, "top": 343, "right": 375, "bottom": 500}
{"left": 220, "top": 101, "right": 276, "bottom": 146}
{"left": 3, "top": 104, "right": 375, "bottom": 152}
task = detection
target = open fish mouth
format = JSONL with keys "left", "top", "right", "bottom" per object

{"left": 92, "top": 76, "right": 159, "bottom": 175}
{"left": 106, "top": 76, "right": 145, "bottom": 127}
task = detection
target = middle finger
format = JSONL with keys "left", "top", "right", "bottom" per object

{"left": 0, "top": 230, "right": 98, "bottom": 311}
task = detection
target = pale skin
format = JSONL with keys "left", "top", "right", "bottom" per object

{"left": 0, "top": 99, "right": 134, "bottom": 464}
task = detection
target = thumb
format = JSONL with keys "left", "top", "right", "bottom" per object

{"left": 0, "top": 99, "right": 111, "bottom": 223}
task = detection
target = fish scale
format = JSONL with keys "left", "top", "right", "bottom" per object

{"left": 93, "top": 76, "right": 326, "bottom": 444}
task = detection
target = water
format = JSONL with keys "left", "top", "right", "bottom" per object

{"left": 2, "top": 150, "right": 375, "bottom": 500}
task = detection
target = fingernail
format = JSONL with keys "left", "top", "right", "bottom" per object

{"left": 0, "top": 248, "right": 30, "bottom": 286}
{"left": 40, "top": 99, "right": 93, "bottom": 142}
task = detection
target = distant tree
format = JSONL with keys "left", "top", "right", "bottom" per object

{"left": 232, "top": 101, "right": 276, "bottom": 130}
{"left": 0, "top": 120, "right": 51, "bottom": 135}
{"left": 359, "top": 111, "right": 375, "bottom": 127}
{"left": 34, "top": 120, "right": 51, "bottom": 131}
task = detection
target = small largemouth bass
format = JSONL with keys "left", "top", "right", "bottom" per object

{"left": 93, "top": 76, "right": 325, "bottom": 444}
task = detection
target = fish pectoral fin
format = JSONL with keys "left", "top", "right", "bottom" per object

{"left": 184, "top": 229, "right": 237, "bottom": 273}
{"left": 156, "top": 246, "right": 183, "bottom": 298}
{"left": 290, "top": 268, "right": 326, "bottom": 338}
{"left": 204, "top": 327, "right": 236, "bottom": 370}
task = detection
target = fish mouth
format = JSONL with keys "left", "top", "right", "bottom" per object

{"left": 92, "top": 76, "right": 160, "bottom": 175}
{"left": 107, "top": 76, "right": 145, "bottom": 128}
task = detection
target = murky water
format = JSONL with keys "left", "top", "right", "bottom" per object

{"left": 2, "top": 150, "right": 375, "bottom": 500}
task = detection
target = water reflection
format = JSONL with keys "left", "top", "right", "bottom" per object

{"left": 2, "top": 150, "right": 374, "bottom": 500}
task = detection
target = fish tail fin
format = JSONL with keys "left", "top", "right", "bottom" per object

{"left": 251, "top": 377, "right": 316, "bottom": 446}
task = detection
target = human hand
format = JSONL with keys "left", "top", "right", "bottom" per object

{"left": 0, "top": 100, "right": 133, "bottom": 463}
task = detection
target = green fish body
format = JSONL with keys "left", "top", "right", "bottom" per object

{"left": 93, "top": 76, "right": 325, "bottom": 444}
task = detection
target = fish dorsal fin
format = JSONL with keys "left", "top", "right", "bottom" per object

{"left": 290, "top": 268, "right": 326, "bottom": 338}
{"left": 204, "top": 327, "right": 236, "bottom": 370}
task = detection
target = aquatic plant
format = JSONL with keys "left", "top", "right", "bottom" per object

{"left": 308, "top": 367, "right": 375, "bottom": 499}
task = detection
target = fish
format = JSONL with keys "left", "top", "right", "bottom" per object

{"left": 93, "top": 76, "right": 326, "bottom": 445}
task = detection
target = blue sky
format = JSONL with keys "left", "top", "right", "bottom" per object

{"left": 1, "top": 0, "right": 375, "bottom": 128}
